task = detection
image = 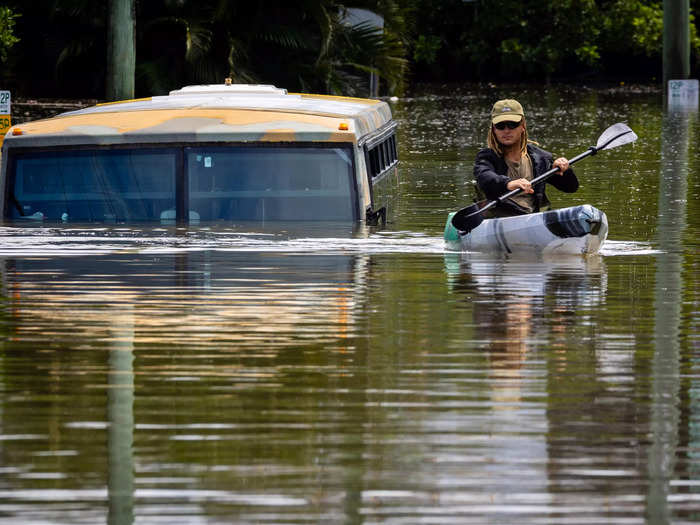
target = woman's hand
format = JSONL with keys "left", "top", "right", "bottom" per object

{"left": 506, "top": 178, "right": 534, "bottom": 193}
{"left": 553, "top": 157, "right": 570, "bottom": 175}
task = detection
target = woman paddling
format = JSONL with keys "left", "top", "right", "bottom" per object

{"left": 474, "top": 99, "right": 579, "bottom": 217}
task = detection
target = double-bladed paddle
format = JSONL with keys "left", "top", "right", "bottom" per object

{"left": 451, "top": 122, "right": 638, "bottom": 234}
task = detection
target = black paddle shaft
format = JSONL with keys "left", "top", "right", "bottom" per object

{"left": 493, "top": 147, "right": 595, "bottom": 207}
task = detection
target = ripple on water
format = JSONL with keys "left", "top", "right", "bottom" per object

{"left": 600, "top": 240, "right": 660, "bottom": 256}
{"left": 0, "top": 226, "right": 447, "bottom": 256}
{"left": 0, "top": 225, "right": 661, "bottom": 258}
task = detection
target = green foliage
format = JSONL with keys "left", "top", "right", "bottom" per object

{"left": 2, "top": 0, "right": 409, "bottom": 97}
{"left": 631, "top": 4, "right": 663, "bottom": 56}
{"left": 0, "top": 6, "right": 19, "bottom": 64}
{"left": 598, "top": 0, "right": 700, "bottom": 75}
{"left": 4, "top": 0, "right": 700, "bottom": 97}
{"left": 691, "top": 11, "right": 700, "bottom": 69}
{"left": 413, "top": 34, "right": 441, "bottom": 65}
{"left": 408, "top": 0, "right": 700, "bottom": 82}
{"left": 575, "top": 44, "right": 601, "bottom": 67}
{"left": 466, "top": 0, "right": 601, "bottom": 79}
{"left": 600, "top": 0, "right": 663, "bottom": 57}
{"left": 134, "top": 0, "right": 410, "bottom": 96}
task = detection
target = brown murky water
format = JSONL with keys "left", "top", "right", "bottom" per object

{"left": 0, "top": 85, "right": 698, "bottom": 523}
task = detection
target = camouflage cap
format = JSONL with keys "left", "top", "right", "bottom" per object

{"left": 491, "top": 99, "right": 524, "bottom": 124}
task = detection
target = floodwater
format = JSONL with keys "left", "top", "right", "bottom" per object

{"left": 0, "top": 84, "right": 698, "bottom": 524}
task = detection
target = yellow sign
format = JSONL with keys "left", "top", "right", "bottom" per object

{"left": 0, "top": 114, "right": 10, "bottom": 135}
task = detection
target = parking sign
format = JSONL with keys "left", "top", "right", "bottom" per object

{"left": 668, "top": 80, "right": 699, "bottom": 111}
{"left": 0, "top": 90, "right": 11, "bottom": 137}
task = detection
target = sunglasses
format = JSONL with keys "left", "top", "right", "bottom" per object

{"left": 494, "top": 120, "right": 521, "bottom": 130}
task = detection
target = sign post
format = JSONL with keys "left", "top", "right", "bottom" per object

{"left": 0, "top": 90, "right": 10, "bottom": 138}
{"left": 663, "top": 0, "right": 690, "bottom": 85}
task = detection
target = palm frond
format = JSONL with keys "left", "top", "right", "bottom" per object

{"left": 256, "top": 26, "right": 315, "bottom": 50}
{"left": 184, "top": 21, "right": 213, "bottom": 63}
{"left": 56, "top": 38, "right": 95, "bottom": 70}
{"left": 137, "top": 60, "right": 176, "bottom": 95}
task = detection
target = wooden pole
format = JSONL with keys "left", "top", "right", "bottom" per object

{"left": 106, "top": 0, "right": 135, "bottom": 102}
{"left": 663, "top": 0, "right": 690, "bottom": 84}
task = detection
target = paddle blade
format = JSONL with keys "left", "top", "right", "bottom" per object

{"left": 596, "top": 123, "right": 638, "bottom": 151}
{"left": 451, "top": 201, "right": 486, "bottom": 233}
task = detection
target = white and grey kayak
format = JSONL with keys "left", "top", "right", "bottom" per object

{"left": 444, "top": 204, "right": 608, "bottom": 255}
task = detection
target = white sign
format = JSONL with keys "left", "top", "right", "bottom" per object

{"left": 0, "top": 90, "right": 10, "bottom": 114}
{"left": 668, "top": 79, "right": 699, "bottom": 110}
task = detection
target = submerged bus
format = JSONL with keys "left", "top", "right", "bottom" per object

{"left": 0, "top": 84, "right": 398, "bottom": 224}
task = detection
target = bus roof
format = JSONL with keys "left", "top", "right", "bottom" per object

{"left": 3, "top": 84, "right": 395, "bottom": 148}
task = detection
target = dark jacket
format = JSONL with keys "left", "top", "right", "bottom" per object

{"left": 473, "top": 144, "right": 579, "bottom": 216}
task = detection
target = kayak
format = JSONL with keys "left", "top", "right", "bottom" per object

{"left": 444, "top": 204, "right": 608, "bottom": 255}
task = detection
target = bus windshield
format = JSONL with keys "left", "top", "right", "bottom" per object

{"left": 186, "top": 146, "right": 354, "bottom": 221}
{"left": 7, "top": 145, "right": 356, "bottom": 222}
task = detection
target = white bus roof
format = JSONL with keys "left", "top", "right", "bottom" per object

{"left": 3, "top": 84, "right": 395, "bottom": 148}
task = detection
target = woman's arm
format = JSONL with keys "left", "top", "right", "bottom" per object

{"left": 473, "top": 150, "right": 512, "bottom": 200}
{"left": 537, "top": 151, "right": 578, "bottom": 193}
{"left": 547, "top": 160, "right": 579, "bottom": 192}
